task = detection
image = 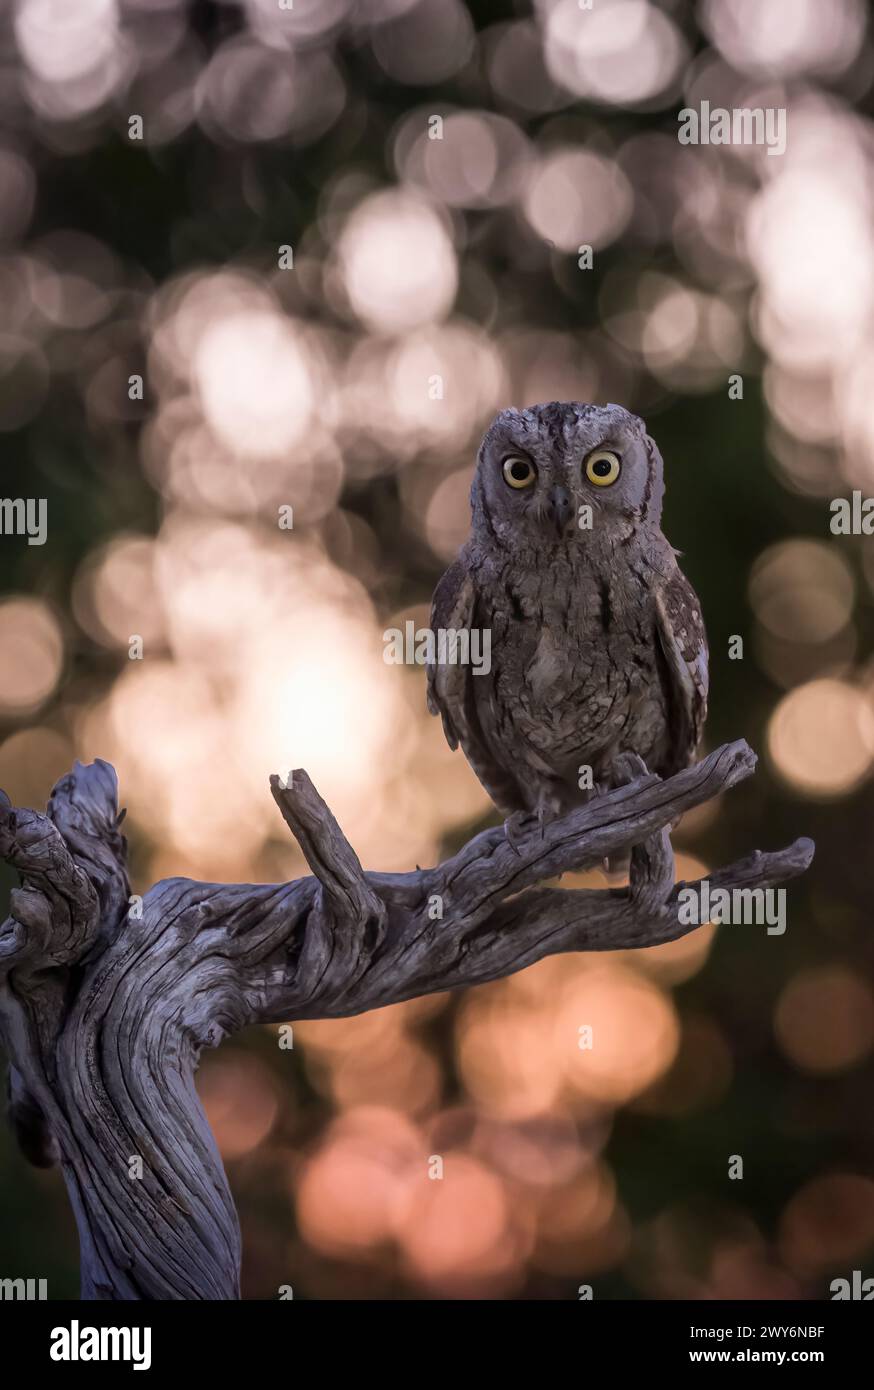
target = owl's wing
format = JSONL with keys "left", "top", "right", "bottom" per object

{"left": 654, "top": 566, "right": 709, "bottom": 772}
{"left": 426, "top": 560, "right": 522, "bottom": 814}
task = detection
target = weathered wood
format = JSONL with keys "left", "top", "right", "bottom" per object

{"left": 0, "top": 741, "right": 813, "bottom": 1299}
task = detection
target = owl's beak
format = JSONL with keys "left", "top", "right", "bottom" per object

{"left": 547, "top": 485, "right": 573, "bottom": 537}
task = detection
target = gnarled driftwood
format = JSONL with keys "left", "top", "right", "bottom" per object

{"left": 0, "top": 740, "right": 813, "bottom": 1299}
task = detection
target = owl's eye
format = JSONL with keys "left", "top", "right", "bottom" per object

{"left": 502, "top": 455, "right": 536, "bottom": 489}
{"left": 585, "top": 450, "right": 621, "bottom": 486}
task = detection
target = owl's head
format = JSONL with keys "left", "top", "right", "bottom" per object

{"left": 470, "top": 401, "right": 665, "bottom": 549}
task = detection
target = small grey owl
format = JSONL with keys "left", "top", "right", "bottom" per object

{"left": 426, "top": 401, "right": 708, "bottom": 834}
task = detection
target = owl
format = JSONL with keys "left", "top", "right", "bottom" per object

{"left": 426, "top": 401, "right": 708, "bottom": 837}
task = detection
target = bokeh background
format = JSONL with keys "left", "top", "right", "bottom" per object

{"left": 1, "top": 0, "right": 874, "bottom": 1300}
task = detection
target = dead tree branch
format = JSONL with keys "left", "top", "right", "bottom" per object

{"left": 0, "top": 740, "right": 813, "bottom": 1299}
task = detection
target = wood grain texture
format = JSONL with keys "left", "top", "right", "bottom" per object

{"left": 0, "top": 742, "right": 813, "bottom": 1299}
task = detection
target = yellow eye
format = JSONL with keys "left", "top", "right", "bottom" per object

{"left": 502, "top": 455, "right": 536, "bottom": 489}
{"left": 585, "top": 450, "right": 621, "bottom": 486}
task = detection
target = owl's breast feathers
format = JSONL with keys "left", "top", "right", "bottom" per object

{"left": 426, "top": 541, "right": 708, "bottom": 814}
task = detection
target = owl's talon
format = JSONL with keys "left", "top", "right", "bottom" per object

{"left": 503, "top": 811, "right": 534, "bottom": 855}
{"left": 608, "top": 752, "right": 651, "bottom": 787}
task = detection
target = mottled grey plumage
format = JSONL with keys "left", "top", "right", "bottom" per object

{"left": 427, "top": 401, "right": 708, "bottom": 830}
